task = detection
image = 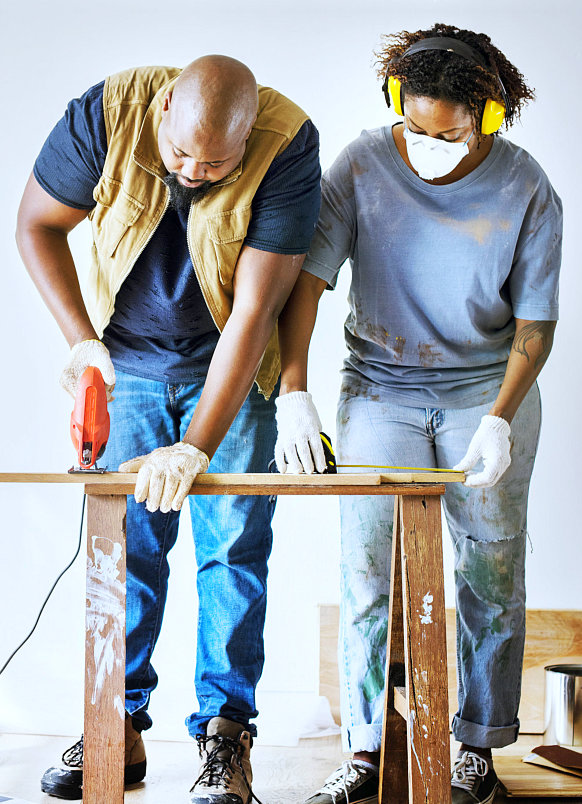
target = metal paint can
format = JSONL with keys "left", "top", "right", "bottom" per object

{"left": 544, "top": 664, "right": 582, "bottom": 746}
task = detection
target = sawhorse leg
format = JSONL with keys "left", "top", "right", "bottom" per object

{"left": 84, "top": 493, "right": 127, "bottom": 804}
{"left": 379, "top": 493, "right": 451, "bottom": 804}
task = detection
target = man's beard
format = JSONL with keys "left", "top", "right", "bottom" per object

{"left": 163, "top": 173, "right": 214, "bottom": 211}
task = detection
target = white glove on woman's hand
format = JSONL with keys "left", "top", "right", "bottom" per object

{"left": 60, "top": 339, "right": 116, "bottom": 401}
{"left": 119, "top": 442, "right": 210, "bottom": 513}
{"left": 453, "top": 414, "right": 511, "bottom": 488}
{"left": 274, "top": 391, "right": 326, "bottom": 474}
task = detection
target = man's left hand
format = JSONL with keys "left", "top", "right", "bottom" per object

{"left": 453, "top": 414, "right": 511, "bottom": 488}
{"left": 274, "top": 391, "right": 326, "bottom": 474}
{"left": 119, "top": 442, "right": 210, "bottom": 512}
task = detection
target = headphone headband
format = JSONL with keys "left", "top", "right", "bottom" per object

{"left": 395, "top": 37, "right": 489, "bottom": 70}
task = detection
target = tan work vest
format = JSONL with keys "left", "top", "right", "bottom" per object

{"left": 86, "top": 66, "right": 309, "bottom": 397}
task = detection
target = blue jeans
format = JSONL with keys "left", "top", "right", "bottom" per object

{"left": 105, "top": 349, "right": 276, "bottom": 738}
{"left": 336, "top": 370, "right": 541, "bottom": 751}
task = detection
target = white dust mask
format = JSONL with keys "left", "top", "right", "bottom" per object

{"left": 403, "top": 124, "right": 474, "bottom": 180}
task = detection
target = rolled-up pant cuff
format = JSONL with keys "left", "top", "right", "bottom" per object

{"left": 452, "top": 715, "right": 519, "bottom": 748}
{"left": 125, "top": 699, "right": 153, "bottom": 732}
{"left": 342, "top": 723, "right": 383, "bottom": 753}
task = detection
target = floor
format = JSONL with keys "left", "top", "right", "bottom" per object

{"left": 0, "top": 732, "right": 579, "bottom": 803}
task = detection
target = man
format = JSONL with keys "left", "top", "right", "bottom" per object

{"left": 16, "top": 55, "right": 320, "bottom": 803}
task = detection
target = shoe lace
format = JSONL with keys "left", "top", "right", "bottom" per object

{"left": 62, "top": 736, "right": 84, "bottom": 768}
{"left": 317, "top": 760, "right": 369, "bottom": 803}
{"left": 192, "top": 734, "right": 264, "bottom": 804}
{"left": 451, "top": 751, "right": 489, "bottom": 792}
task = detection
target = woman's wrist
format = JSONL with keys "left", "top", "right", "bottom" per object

{"left": 279, "top": 382, "right": 308, "bottom": 396}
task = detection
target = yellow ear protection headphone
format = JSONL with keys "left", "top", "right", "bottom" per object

{"left": 381, "top": 37, "right": 510, "bottom": 136}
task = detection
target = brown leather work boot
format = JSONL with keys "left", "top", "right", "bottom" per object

{"left": 190, "top": 716, "right": 258, "bottom": 804}
{"left": 40, "top": 712, "right": 147, "bottom": 799}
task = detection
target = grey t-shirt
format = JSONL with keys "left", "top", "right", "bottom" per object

{"left": 303, "top": 125, "right": 562, "bottom": 407}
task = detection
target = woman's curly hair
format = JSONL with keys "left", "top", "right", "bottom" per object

{"left": 376, "top": 23, "right": 534, "bottom": 132}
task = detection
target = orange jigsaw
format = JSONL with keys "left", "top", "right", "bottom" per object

{"left": 69, "top": 366, "right": 110, "bottom": 470}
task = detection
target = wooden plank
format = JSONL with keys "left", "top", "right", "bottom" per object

{"left": 0, "top": 471, "right": 382, "bottom": 485}
{"left": 84, "top": 481, "right": 447, "bottom": 497}
{"left": 445, "top": 609, "right": 582, "bottom": 734}
{"left": 400, "top": 494, "right": 451, "bottom": 804}
{"left": 318, "top": 605, "right": 341, "bottom": 725}
{"left": 84, "top": 494, "right": 126, "bottom": 804}
{"left": 0, "top": 472, "right": 99, "bottom": 483}
{"left": 380, "top": 496, "right": 409, "bottom": 804}
{"left": 393, "top": 686, "right": 408, "bottom": 722}
{"left": 322, "top": 608, "right": 582, "bottom": 738}
{"left": 496, "top": 754, "right": 582, "bottom": 797}
{"left": 0, "top": 471, "right": 454, "bottom": 489}
{"left": 519, "top": 610, "right": 582, "bottom": 734}
{"left": 380, "top": 472, "right": 464, "bottom": 484}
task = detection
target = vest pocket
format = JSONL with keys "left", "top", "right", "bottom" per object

{"left": 92, "top": 176, "right": 146, "bottom": 258}
{"left": 206, "top": 207, "right": 251, "bottom": 286}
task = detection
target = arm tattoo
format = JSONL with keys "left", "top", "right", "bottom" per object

{"left": 512, "top": 321, "right": 555, "bottom": 369}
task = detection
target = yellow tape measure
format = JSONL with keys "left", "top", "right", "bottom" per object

{"left": 338, "top": 464, "right": 457, "bottom": 473}
{"left": 319, "top": 433, "right": 456, "bottom": 474}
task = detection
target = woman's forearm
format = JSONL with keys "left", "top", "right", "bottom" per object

{"left": 489, "top": 318, "right": 556, "bottom": 423}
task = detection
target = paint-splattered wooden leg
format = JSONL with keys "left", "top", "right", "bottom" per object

{"left": 84, "top": 493, "right": 126, "bottom": 804}
{"left": 400, "top": 494, "right": 451, "bottom": 803}
{"left": 379, "top": 496, "right": 409, "bottom": 804}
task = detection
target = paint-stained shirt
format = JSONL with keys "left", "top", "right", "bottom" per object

{"left": 303, "top": 126, "right": 562, "bottom": 407}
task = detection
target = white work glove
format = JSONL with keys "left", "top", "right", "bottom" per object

{"left": 274, "top": 391, "right": 326, "bottom": 474}
{"left": 60, "top": 339, "right": 116, "bottom": 402}
{"left": 453, "top": 414, "right": 511, "bottom": 488}
{"left": 119, "top": 442, "right": 210, "bottom": 513}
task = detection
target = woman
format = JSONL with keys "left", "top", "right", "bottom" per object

{"left": 275, "top": 23, "right": 562, "bottom": 804}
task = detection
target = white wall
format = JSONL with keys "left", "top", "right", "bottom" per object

{"left": 1, "top": 0, "right": 580, "bottom": 744}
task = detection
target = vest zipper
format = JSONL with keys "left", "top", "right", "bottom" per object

{"left": 100, "top": 171, "right": 169, "bottom": 333}
{"left": 185, "top": 203, "right": 270, "bottom": 398}
{"left": 186, "top": 203, "right": 224, "bottom": 334}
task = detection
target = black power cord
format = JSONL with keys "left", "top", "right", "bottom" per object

{"left": 0, "top": 494, "right": 86, "bottom": 676}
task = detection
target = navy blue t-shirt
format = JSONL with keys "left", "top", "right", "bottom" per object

{"left": 34, "top": 79, "right": 321, "bottom": 381}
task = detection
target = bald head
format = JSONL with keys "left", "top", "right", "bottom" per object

{"left": 171, "top": 55, "right": 258, "bottom": 145}
{"left": 157, "top": 55, "right": 259, "bottom": 200}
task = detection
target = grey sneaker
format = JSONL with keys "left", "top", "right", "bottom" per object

{"left": 451, "top": 751, "right": 500, "bottom": 803}
{"left": 190, "top": 716, "right": 260, "bottom": 804}
{"left": 305, "top": 760, "right": 379, "bottom": 804}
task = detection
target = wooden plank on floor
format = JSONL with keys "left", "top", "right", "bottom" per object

{"left": 496, "top": 754, "right": 582, "bottom": 797}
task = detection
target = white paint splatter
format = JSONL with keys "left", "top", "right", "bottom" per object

{"left": 420, "top": 592, "right": 433, "bottom": 624}
{"left": 427, "top": 754, "right": 442, "bottom": 779}
{"left": 422, "top": 724, "right": 428, "bottom": 738}
{"left": 114, "top": 695, "right": 125, "bottom": 720}
{"left": 86, "top": 536, "right": 125, "bottom": 706}
{"left": 409, "top": 710, "right": 423, "bottom": 777}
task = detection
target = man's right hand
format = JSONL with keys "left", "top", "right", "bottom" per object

{"left": 274, "top": 391, "right": 326, "bottom": 474}
{"left": 60, "top": 339, "right": 116, "bottom": 401}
